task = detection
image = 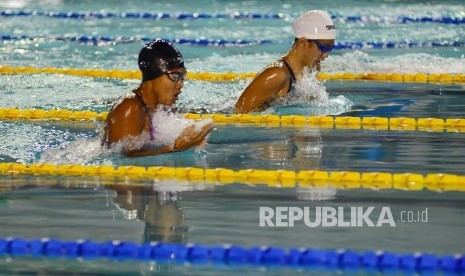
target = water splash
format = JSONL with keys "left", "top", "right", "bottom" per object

{"left": 293, "top": 68, "right": 329, "bottom": 102}
{"left": 37, "top": 137, "right": 105, "bottom": 164}
{"left": 264, "top": 68, "right": 353, "bottom": 115}
{"left": 37, "top": 105, "right": 213, "bottom": 164}
{"left": 150, "top": 106, "right": 194, "bottom": 149}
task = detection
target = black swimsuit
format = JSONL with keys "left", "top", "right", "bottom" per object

{"left": 135, "top": 93, "right": 155, "bottom": 141}
{"left": 259, "top": 59, "right": 296, "bottom": 110}
{"left": 281, "top": 59, "right": 296, "bottom": 93}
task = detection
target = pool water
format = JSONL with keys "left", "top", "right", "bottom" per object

{"left": 1, "top": 0, "right": 465, "bottom": 275}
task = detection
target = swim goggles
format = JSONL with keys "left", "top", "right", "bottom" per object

{"left": 308, "top": 39, "right": 334, "bottom": 53}
{"left": 165, "top": 70, "right": 187, "bottom": 82}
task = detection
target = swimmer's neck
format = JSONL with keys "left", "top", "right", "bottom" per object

{"left": 133, "top": 85, "right": 159, "bottom": 112}
{"left": 283, "top": 41, "right": 312, "bottom": 78}
{"left": 282, "top": 53, "right": 303, "bottom": 79}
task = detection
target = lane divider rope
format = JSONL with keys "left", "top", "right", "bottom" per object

{"left": 0, "top": 34, "right": 272, "bottom": 47}
{"left": 1, "top": 10, "right": 464, "bottom": 24}
{"left": 1, "top": 34, "right": 465, "bottom": 48}
{"left": 0, "top": 237, "right": 463, "bottom": 273}
{"left": 0, "top": 163, "right": 464, "bottom": 192}
{"left": 1, "top": 108, "right": 465, "bottom": 133}
{"left": 1, "top": 66, "right": 464, "bottom": 84}
{"left": 0, "top": 65, "right": 256, "bottom": 81}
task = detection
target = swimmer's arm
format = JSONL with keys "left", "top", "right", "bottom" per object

{"left": 124, "top": 145, "right": 174, "bottom": 157}
{"left": 234, "top": 67, "right": 289, "bottom": 114}
{"left": 124, "top": 122, "right": 214, "bottom": 157}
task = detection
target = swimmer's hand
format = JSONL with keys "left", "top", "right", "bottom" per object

{"left": 173, "top": 121, "right": 214, "bottom": 151}
{"left": 124, "top": 120, "right": 214, "bottom": 157}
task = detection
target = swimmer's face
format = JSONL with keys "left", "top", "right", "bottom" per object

{"left": 153, "top": 67, "right": 187, "bottom": 106}
{"left": 305, "top": 39, "right": 334, "bottom": 71}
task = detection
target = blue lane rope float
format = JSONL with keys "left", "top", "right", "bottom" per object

{"left": 1, "top": 10, "right": 464, "bottom": 24}
{"left": 0, "top": 34, "right": 272, "bottom": 46}
{"left": 1, "top": 34, "right": 464, "bottom": 48}
{"left": 0, "top": 237, "right": 464, "bottom": 273}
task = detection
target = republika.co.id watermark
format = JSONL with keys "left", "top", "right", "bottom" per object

{"left": 259, "top": 206, "right": 428, "bottom": 228}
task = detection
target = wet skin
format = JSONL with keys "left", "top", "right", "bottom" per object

{"left": 103, "top": 68, "right": 214, "bottom": 156}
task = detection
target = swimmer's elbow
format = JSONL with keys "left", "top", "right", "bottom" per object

{"left": 233, "top": 105, "right": 244, "bottom": 114}
{"left": 124, "top": 149, "right": 146, "bottom": 157}
{"left": 234, "top": 104, "right": 256, "bottom": 114}
{"left": 234, "top": 99, "right": 253, "bottom": 114}
{"left": 124, "top": 146, "right": 173, "bottom": 157}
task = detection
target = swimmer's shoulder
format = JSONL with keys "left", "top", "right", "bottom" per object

{"left": 255, "top": 60, "right": 289, "bottom": 85}
{"left": 108, "top": 93, "right": 144, "bottom": 120}
{"left": 266, "top": 60, "right": 287, "bottom": 70}
{"left": 259, "top": 60, "right": 289, "bottom": 77}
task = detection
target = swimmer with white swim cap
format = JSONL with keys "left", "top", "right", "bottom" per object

{"left": 102, "top": 39, "right": 214, "bottom": 156}
{"left": 234, "top": 10, "right": 336, "bottom": 113}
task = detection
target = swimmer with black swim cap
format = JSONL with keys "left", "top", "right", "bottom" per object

{"left": 139, "top": 39, "right": 185, "bottom": 83}
{"left": 102, "top": 39, "right": 213, "bottom": 156}
{"left": 234, "top": 10, "right": 336, "bottom": 114}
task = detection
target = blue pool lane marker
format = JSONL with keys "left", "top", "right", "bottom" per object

{"left": 0, "top": 237, "right": 464, "bottom": 273}
{"left": 1, "top": 34, "right": 464, "bottom": 48}
{"left": 1, "top": 10, "right": 464, "bottom": 24}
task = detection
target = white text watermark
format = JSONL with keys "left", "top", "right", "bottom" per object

{"left": 259, "top": 206, "right": 428, "bottom": 227}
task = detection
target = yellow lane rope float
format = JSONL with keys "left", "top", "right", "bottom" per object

{"left": 0, "top": 162, "right": 464, "bottom": 192}
{"left": 1, "top": 65, "right": 465, "bottom": 83}
{"left": 1, "top": 108, "right": 465, "bottom": 133}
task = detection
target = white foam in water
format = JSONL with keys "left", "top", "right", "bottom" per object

{"left": 150, "top": 106, "right": 194, "bottom": 149}
{"left": 293, "top": 68, "right": 329, "bottom": 102}
{"left": 150, "top": 105, "right": 213, "bottom": 149}
{"left": 38, "top": 104, "right": 213, "bottom": 164}
{"left": 264, "top": 68, "right": 353, "bottom": 115}
{"left": 38, "top": 137, "right": 104, "bottom": 164}
{"left": 327, "top": 51, "right": 465, "bottom": 74}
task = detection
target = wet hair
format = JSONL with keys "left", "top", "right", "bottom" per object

{"left": 138, "top": 40, "right": 184, "bottom": 82}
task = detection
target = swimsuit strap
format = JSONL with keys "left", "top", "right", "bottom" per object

{"left": 280, "top": 59, "right": 296, "bottom": 93}
{"left": 135, "top": 93, "right": 155, "bottom": 140}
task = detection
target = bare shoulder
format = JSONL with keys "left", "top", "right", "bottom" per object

{"left": 234, "top": 60, "right": 292, "bottom": 113}
{"left": 255, "top": 62, "right": 290, "bottom": 83}
{"left": 108, "top": 96, "right": 143, "bottom": 121}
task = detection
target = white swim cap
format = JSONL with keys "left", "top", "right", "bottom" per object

{"left": 292, "top": 10, "right": 336, "bottom": 40}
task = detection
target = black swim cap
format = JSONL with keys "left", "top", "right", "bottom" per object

{"left": 138, "top": 39, "right": 184, "bottom": 82}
